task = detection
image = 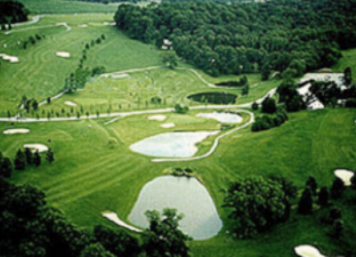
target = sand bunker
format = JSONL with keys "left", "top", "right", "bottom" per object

{"left": 64, "top": 101, "right": 77, "bottom": 106}
{"left": 334, "top": 169, "right": 354, "bottom": 186}
{"left": 0, "top": 53, "right": 19, "bottom": 63}
{"left": 130, "top": 131, "right": 219, "bottom": 157}
{"left": 23, "top": 144, "right": 49, "bottom": 153}
{"left": 160, "top": 123, "right": 175, "bottom": 128}
{"left": 197, "top": 112, "right": 242, "bottom": 123}
{"left": 294, "top": 245, "right": 325, "bottom": 257}
{"left": 102, "top": 212, "right": 142, "bottom": 233}
{"left": 3, "top": 129, "right": 29, "bottom": 135}
{"left": 56, "top": 52, "right": 70, "bottom": 58}
{"left": 148, "top": 115, "right": 166, "bottom": 121}
{"left": 79, "top": 24, "right": 88, "bottom": 28}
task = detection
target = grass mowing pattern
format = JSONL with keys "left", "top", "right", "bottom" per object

{"left": 1, "top": 108, "right": 355, "bottom": 256}
{"left": 18, "top": 0, "right": 118, "bottom": 14}
{"left": 0, "top": 14, "right": 162, "bottom": 114}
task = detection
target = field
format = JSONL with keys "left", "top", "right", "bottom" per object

{"left": 1, "top": 5, "right": 356, "bottom": 257}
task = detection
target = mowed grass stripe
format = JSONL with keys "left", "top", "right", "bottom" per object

{"left": 45, "top": 160, "right": 147, "bottom": 205}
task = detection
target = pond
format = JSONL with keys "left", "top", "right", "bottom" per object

{"left": 197, "top": 112, "right": 242, "bottom": 123}
{"left": 187, "top": 92, "right": 237, "bottom": 104}
{"left": 129, "top": 176, "right": 223, "bottom": 240}
{"left": 130, "top": 131, "right": 219, "bottom": 157}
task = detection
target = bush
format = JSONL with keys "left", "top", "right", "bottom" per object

{"left": 251, "top": 111, "right": 288, "bottom": 132}
{"left": 252, "top": 102, "right": 258, "bottom": 110}
{"left": 261, "top": 97, "right": 277, "bottom": 114}
{"left": 174, "top": 104, "right": 189, "bottom": 114}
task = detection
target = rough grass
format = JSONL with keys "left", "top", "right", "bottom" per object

{"left": 333, "top": 48, "right": 356, "bottom": 81}
{"left": 18, "top": 0, "right": 118, "bottom": 14}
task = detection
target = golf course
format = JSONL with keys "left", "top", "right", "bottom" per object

{"left": 1, "top": 0, "right": 356, "bottom": 256}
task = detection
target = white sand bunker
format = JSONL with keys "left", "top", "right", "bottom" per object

{"left": 130, "top": 131, "right": 219, "bottom": 157}
{"left": 334, "top": 169, "right": 354, "bottom": 186}
{"left": 79, "top": 24, "right": 88, "bottom": 28}
{"left": 148, "top": 115, "right": 166, "bottom": 121}
{"left": 24, "top": 144, "right": 49, "bottom": 153}
{"left": 64, "top": 101, "right": 77, "bottom": 106}
{"left": 3, "top": 129, "right": 29, "bottom": 135}
{"left": 102, "top": 212, "right": 142, "bottom": 233}
{"left": 197, "top": 112, "right": 242, "bottom": 123}
{"left": 294, "top": 245, "right": 325, "bottom": 257}
{"left": 0, "top": 53, "right": 19, "bottom": 63}
{"left": 160, "top": 123, "right": 175, "bottom": 128}
{"left": 56, "top": 52, "right": 70, "bottom": 58}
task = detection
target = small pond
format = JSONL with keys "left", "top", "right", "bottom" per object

{"left": 187, "top": 92, "right": 237, "bottom": 104}
{"left": 129, "top": 176, "right": 223, "bottom": 240}
{"left": 197, "top": 112, "right": 242, "bottom": 123}
{"left": 130, "top": 131, "right": 219, "bottom": 157}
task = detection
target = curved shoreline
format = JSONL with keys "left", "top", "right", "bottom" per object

{"left": 151, "top": 109, "right": 254, "bottom": 162}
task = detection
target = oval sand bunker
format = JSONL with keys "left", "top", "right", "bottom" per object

{"left": 197, "top": 112, "right": 242, "bottom": 123}
{"left": 129, "top": 176, "right": 223, "bottom": 240}
{"left": 3, "top": 129, "right": 29, "bottom": 135}
{"left": 130, "top": 131, "right": 219, "bottom": 157}
{"left": 24, "top": 144, "right": 49, "bottom": 153}
{"left": 65, "top": 101, "right": 77, "bottom": 106}
{"left": 334, "top": 169, "right": 354, "bottom": 186}
{"left": 56, "top": 52, "right": 70, "bottom": 58}
{"left": 294, "top": 245, "right": 325, "bottom": 257}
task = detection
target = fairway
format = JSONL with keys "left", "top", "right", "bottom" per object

{"left": 1, "top": 4, "right": 356, "bottom": 257}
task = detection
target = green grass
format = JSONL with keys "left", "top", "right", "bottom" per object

{"left": 18, "top": 0, "right": 118, "bottom": 14}
{"left": 1, "top": 108, "right": 355, "bottom": 256}
{"left": 333, "top": 48, "right": 356, "bottom": 80}
{"left": 0, "top": 14, "right": 162, "bottom": 114}
{"left": 1, "top": 9, "right": 356, "bottom": 257}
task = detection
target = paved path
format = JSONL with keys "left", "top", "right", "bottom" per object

{"left": 13, "top": 15, "right": 44, "bottom": 27}
{"left": 4, "top": 22, "right": 71, "bottom": 35}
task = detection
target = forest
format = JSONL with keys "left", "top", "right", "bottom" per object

{"left": 0, "top": 0, "right": 29, "bottom": 27}
{"left": 114, "top": 0, "right": 356, "bottom": 77}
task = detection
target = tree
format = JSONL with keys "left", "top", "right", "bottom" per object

{"left": 223, "top": 176, "right": 288, "bottom": 238}
{"left": 344, "top": 67, "right": 352, "bottom": 86}
{"left": 80, "top": 243, "right": 115, "bottom": 257}
{"left": 306, "top": 176, "right": 317, "bottom": 195}
{"left": 33, "top": 150, "right": 41, "bottom": 167}
{"left": 261, "top": 97, "right": 276, "bottom": 114}
{"left": 298, "top": 188, "right": 313, "bottom": 215}
{"left": 242, "top": 82, "right": 249, "bottom": 96}
{"left": 0, "top": 157, "right": 12, "bottom": 178}
{"left": 330, "top": 178, "right": 345, "bottom": 199}
{"left": 317, "top": 186, "right": 329, "bottom": 207}
{"left": 93, "top": 225, "right": 140, "bottom": 257}
{"left": 162, "top": 52, "right": 178, "bottom": 69}
{"left": 46, "top": 148, "right": 54, "bottom": 163}
{"left": 24, "top": 147, "right": 33, "bottom": 165}
{"left": 142, "top": 208, "right": 191, "bottom": 257}
{"left": 252, "top": 102, "right": 258, "bottom": 110}
{"left": 32, "top": 99, "right": 38, "bottom": 111}
{"left": 14, "top": 149, "right": 26, "bottom": 170}
{"left": 175, "top": 103, "right": 189, "bottom": 114}
{"left": 47, "top": 97, "right": 51, "bottom": 104}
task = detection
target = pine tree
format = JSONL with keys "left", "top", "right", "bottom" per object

{"left": 317, "top": 186, "right": 329, "bottom": 207}
{"left": 306, "top": 176, "right": 317, "bottom": 195}
{"left": 330, "top": 178, "right": 345, "bottom": 199}
{"left": 33, "top": 150, "right": 41, "bottom": 167}
{"left": 0, "top": 157, "right": 12, "bottom": 178}
{"left": 298, "top": 188, "right": 313, "bottom": 214}
{"left": 24, "top": 147, "right": 33, "bottom": 164}
{"left": 14, "top": 149, "right": 26, "bottom": 170}
{"left": 46, "top": 148, "right": 54, "bottom": 163}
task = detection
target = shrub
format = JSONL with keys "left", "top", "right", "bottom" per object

{"left": 174, "top": 104, "right": 189, "bottom": 114}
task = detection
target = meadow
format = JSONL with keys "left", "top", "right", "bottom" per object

{"left": 1, "top": 6, "right": 356, "bottom": 257}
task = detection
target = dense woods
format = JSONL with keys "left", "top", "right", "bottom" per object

{"left": 0, "top": 1, "right": 29, "bottom": 28}
{"left": 114, "top": 0, "right": 356, "bottom": 77}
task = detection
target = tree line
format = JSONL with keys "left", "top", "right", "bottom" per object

{"left": 0, "top": 1, "right": 29, "bottom": 30}
{"left": 114, "top": 0, "right": 356, "bottom": 77}
{"left": 0, "top": 177, "right": 191, "bottom": 257}
{"left": 223, "top": 173, "right": 356, "bottom": 256}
